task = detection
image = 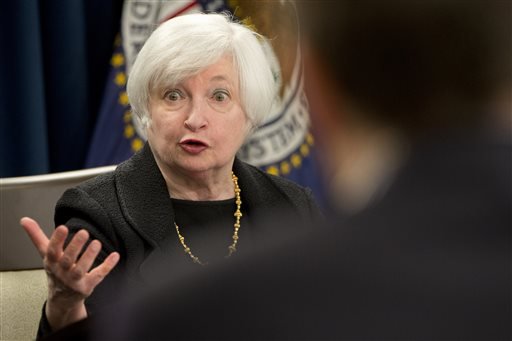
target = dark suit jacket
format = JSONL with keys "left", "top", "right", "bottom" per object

{"left": 84, "top": 135, "right": 509, "bottom": 340}
{"left": 39, "top": 143, "right": 321, "bottom": 337}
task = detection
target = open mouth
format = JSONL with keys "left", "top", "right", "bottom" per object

{"left": 179, "top": 139, "right": 209, "bottom": 154}
{"left": 180, "top": 139, "right": 207, "bottom": 147}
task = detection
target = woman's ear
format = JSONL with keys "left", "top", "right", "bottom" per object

{"left": 243, "top": 114, "right": 257, "bottom": 141}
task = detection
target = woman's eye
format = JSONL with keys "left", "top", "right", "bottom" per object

{"left": 213, "top": 90, "right": 229, "bottom": 102}
{"left": 165, "top": 90, "right": 182, "bottom": 101}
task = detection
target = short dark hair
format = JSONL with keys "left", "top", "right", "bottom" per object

{"left": 300, "top": 0, "right": 511, "bottom": 133}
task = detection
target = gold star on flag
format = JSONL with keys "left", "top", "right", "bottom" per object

{"left": 131, "top": 138, "right": 144, "bottom": 152}
{"left": 266, "top": 166, "right": 279, "bottom": 176}
{"left": 111, "top": 53, "right": 124, "bottom": 67}
{"left": 291, "top": 154, "right": 302, "bottom": 168}
{"left": 124, "top": 125, "right": 134, "bottom": 138}
{"left": 114, "top": 72, "right": 126, "bottom": 87}
{"left": 123, "top": 110, "right": 132, "bottom": 123}
{"left": 306, "top": 133, "right": 315, "bottom": 146}
{"left": 300, "top": 144, "right": 310, "bottom": 157}
{"left": 118, "top": 92, "right": 129, "bottom": 106}
{"left": 280, "top": 161, "right": 291, "bottom": 175}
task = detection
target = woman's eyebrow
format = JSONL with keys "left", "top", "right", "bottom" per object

{"left": 209, "top": 75, "right": 230, "bottom": 82}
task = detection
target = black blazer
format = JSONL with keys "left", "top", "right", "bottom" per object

{"left": 39, "top": 143, "right": 321, "bottom": 336}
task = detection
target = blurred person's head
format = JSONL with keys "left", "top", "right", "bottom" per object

{"left": 299, "top": 0, "right": 511, "bottom": 211}
{"left": 301, "top": 0, "right": 510, "bottom": 138}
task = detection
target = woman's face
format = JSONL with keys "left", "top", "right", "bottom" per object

{"left": 147, "top": 55, "right": 249, "bottom": 176}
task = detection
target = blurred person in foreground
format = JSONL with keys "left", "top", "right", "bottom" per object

{"left": 20, "top": 12, "right": 321, "bottom": 339}
{"left": 47, "top": 0, "right": 510, "bottom": 340}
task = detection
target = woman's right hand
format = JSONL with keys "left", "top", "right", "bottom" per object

{"left": 20, "top": 217, "right": 120, "bottom": 331}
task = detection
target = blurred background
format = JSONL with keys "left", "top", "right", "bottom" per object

{"left": 0, "top": 0, "right": 327, "bottom": 204}
{"left": 0, "top": 0, "right": 124, "bottom": 177}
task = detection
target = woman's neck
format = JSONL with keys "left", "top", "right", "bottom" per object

{"left": 156, "top": 160, "right": 235, "bottom": 201}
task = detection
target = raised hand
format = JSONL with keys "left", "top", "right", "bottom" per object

{"left": 20, "top": 217, "right": 120, "bottom": 331}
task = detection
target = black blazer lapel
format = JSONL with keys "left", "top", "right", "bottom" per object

{"left": 114, "top": 143, "right": 175, "bottom": 249}
{"left": 233, "top": 158, "right": 299, "bottom": 242}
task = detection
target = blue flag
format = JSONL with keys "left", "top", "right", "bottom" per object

{"left": 86, "top": 0, "right": 327, "bottom": 204}
{"left": 86, "top": 36, "right": 143, "bottom": 167}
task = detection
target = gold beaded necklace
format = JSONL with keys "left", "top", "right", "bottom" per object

{"left": 174, "top": 172, "right": 242, "bottom": 266}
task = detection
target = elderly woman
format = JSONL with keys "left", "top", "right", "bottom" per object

{"left": 21, "top": 13, "right": 321, "bottom": 337}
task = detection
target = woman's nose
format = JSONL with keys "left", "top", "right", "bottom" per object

{"left": 184, "top": 99, "right": 208, "bottom": 131}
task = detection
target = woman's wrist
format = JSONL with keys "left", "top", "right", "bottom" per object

{"left": 45, "top": 298, "right": 88, "bottom": 331}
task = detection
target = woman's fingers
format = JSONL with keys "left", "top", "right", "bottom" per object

{"left": 20, "top": 217, "right": 49, "bottom": 258}
{"left": 85, "top": 252, "right": 120, "bottom": 289}
{"left": 22, "top": 217, "right": 120, "bottom": 296}
{"left": 71, "top": 240, "right": 102, "bottom": 280}
{"left": 21, "top": 218, "right": 119, "bottom": 301}
{"left": 46, "top": 226, "right": 69, "bottom": 263}
{"left": 59, "top": 229, "right": 90, "bottom": 270}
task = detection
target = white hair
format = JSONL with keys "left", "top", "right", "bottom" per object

{"left": 127, "top": 13, "right": 276, "bottom": 132}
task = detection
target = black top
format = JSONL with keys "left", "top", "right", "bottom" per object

{"left": 171, "top": 198, "right": 241, "bottom": 264}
